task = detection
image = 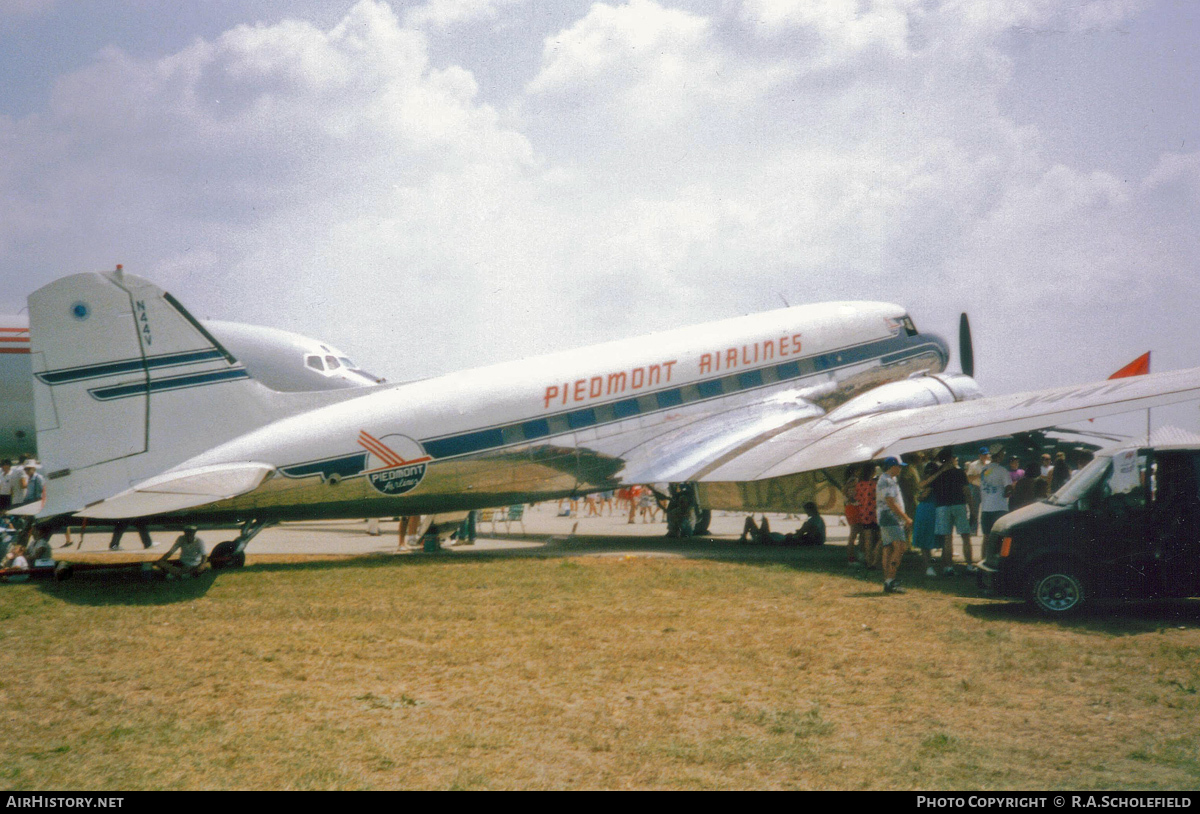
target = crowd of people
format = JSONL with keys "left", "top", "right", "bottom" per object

{"left": 836, "top": 445, "right": 1089, "bottom": 594}
{"left": 1, "top": 454, "right": 212, "bottom": 581}
{"left": 0, "top": 457, "right": 47, "bottom": 578}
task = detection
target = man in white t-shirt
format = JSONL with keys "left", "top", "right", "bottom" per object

{"left": 876, "top": 457, "right": 913, "bottom": 595}
{"left": 965, "top": 447, "right": 989, "bottom": 536}
{"left": 156, "top": 527, "right": 208, "bottom": 579}
{"left": 979, "top": 450, "right": 1014, "bottom": 558}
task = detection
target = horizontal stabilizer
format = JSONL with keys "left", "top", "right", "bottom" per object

{"left": 76, "top": 462, "right": 275, "bottom": 519}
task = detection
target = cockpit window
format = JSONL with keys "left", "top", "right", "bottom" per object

{"left": 325, "top": 355, "right": 341, "bottom": 370}
{"left": 339, "top": 357, "right": 356, "bottom": 370}
{"left": 306, "top": 355, "right": 325, "bottom": 371}
{"left": 902, "top": 316, "right": 918, "bottom": 337}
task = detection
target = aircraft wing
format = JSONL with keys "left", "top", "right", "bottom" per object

{"left": 622, "top": 365, "right": 1200, "bottom": 484}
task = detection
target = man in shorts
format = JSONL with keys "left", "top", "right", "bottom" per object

{"left": 979, "top": 450, "right": 1013, "bottom": 559}
{"left": 930, "top": 448, "right": 974, "bottom": 575}
{"left": 876, "top": 457, "right": 913, "bottom": 594}
{"left": 965, "top": 447, "right": 990, "bottom": 535}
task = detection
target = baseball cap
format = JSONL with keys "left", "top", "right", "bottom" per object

{"left": 882, "top": 456, "right": 906, "bottom": 469}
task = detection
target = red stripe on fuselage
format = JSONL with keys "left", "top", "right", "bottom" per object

{"left": 358, "top": 432, "right": 405, "bottom": 468}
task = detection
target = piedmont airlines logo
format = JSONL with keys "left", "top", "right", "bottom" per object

{"left": 358, "top": 431, "right": 432, "bottom": 495}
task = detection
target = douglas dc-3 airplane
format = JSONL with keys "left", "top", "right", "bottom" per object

{"left": 15, "top": 268, "right": 1200, "bottom": 565}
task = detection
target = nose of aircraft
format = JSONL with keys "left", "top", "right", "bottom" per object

{"left": 926, "top": 331, "right": 951, "bottom": 372}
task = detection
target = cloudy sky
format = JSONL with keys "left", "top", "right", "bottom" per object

{"left": 1, "top": 0, "right": 1198, "bottom": 436}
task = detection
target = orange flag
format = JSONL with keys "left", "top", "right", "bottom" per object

{"left": 1089, "top": 352, "right": 1150, "bottom": 422}
{"left": 1108, "top": 351, "right": 1151, "bottom": 379}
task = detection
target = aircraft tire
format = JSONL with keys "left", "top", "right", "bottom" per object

{"left": 693, "top": 509, "right": 712, "bottom": 536}
{"left": 209, "top": 541, "right": 245, "bottom": 569}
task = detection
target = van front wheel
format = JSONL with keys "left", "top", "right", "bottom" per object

{"left": 1028, "top": 566, "right": 1088, "bottom": 616}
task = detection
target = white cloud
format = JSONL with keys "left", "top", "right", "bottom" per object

{"left": 527, "top": 0, "right": 785, "bottom": 132}
{"left": 0, "top": 0, "right": 1196, "bottom": 409}
{"left": 739, "top": 0, "right": 917, "bottom": 63}
{"left": 403, "top": 0, "right": 528, "bottom": 30}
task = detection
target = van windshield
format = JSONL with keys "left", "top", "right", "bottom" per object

{"left": 1047, "top": 455, "right": 1111, "bottom": 506}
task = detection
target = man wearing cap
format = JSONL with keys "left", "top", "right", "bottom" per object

{"left": 876, "top": 457, "right": 913, "bottom": 594}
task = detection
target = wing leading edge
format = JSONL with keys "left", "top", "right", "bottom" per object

{"left": 687, "top": 365, "right": 1200, "bottom": 483}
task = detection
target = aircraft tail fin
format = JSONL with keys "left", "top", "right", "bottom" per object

{"left": 29, "top": 269, "right": 281, "bottom": 518}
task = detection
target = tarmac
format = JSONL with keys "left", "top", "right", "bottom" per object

{"left": 53, "top": 503, "right": 860, "bottom": 562}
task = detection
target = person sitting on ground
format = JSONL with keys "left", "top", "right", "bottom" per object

{"left": 156, "top": 527, "right": 208, "bottom": 579}
{"left": 0, "top": 516, "right": 15, "bottom": 562}
{"left": 25, "top": 527, "right": 54, "bottom": 565}
{"left": 740, "top": 514, "right": 784, "bottom": 544}
{"left": 794, "top": 502, "right": 826, "bottom": 546}
{"left": 2, "top": 543, "right": 29, "bottom": 582}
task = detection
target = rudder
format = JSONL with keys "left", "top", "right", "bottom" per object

{"left": 29, "top": 269, "right": 276, "bottom": 517}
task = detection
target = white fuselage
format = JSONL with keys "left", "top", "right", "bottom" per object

{"left": 158, "top": 301, "right": 949, "bottom": 521}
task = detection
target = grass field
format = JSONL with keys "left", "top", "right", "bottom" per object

{"left": 1, "top": 544, "right": 1198, "bottom": 790}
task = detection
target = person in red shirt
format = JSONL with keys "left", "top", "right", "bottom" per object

{"left": 842, "top": 466, "right": 863, "bottom": 566}
{"left": 854, "top": 462, "right": 881, "bottom": 569}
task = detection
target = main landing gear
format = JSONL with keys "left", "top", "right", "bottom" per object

{"left": 209, "top": 519, "right": 273, "bottom": 569}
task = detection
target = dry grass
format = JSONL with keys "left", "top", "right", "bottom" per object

{"left": 1, "top": 546, "right": 1198, "bottom": 790}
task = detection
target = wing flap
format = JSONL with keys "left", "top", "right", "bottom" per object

{"left": 75, "top": 462, "right": 275, "bottom": 519}
{"left": 616, "top": 392, "right": 824, "bottom": 484}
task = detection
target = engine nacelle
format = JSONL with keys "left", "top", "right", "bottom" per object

{"left": 824, "top": 374, "right": 983, "bottom": 424}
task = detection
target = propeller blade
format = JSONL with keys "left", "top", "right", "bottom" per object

{"left": 959, "top": 312, "right": 974, "bottom": 378}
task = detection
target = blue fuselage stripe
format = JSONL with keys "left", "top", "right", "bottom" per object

{"left": 89, "top": 368, "right": 250, "bottom": 401}
{"left": 417, "top": 333, "right": 935, "bottom": 462}
{"left": 37, "top": 348, "right": 228, "bottom": 385}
